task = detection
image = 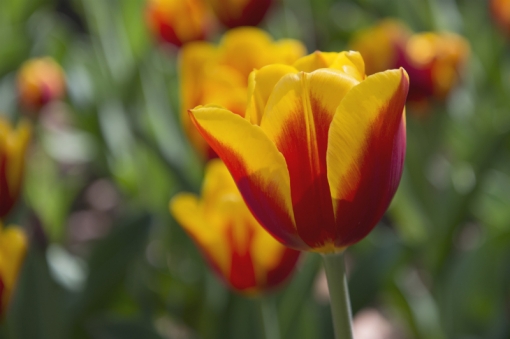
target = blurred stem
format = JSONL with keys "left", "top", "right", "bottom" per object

{"left": 322, "top": 252, "right": 353, "bottom": 339}
{"left": 259, "top": 296, "right": 280, "bottom": 339}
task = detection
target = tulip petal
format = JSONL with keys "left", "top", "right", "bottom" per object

{"left": 226, "top": 219, "right": 258, "bottom": 291}
{"left": 179, "top": 42, "right": 219, "bottom": 158}
{"left": 246, "top": 64, "right": 298, "bottom": 125}
{"left": 260, "top": 69, "right": 358, "bottom": 248}
{"left": 179, "top": 41, "right": 218, "bottom": 112}
{"left": 329, "top": 51, "right": 366, "bottom": 81}
{"left": 327, "top": 68, "right": 409, "bottom": 247}
{"left": 169, "top": 193, "right": 230, "bottom": 275}
{"left": 273, "top": 39, "right": 308, "bottom": 65}
{"left": 293, "top": 51, "right": 339, "bottom": 72}
{"left": 219, "top": 27, "right": 274, "bottom": 80}
{"left": 189, "top": 106, "right": 307, "bottom": 249}
{"left": 251, "top": 225, "right": 296, "bottom": 285}
{"left": 0, "top": 227, "right": 26, "bottom": 287}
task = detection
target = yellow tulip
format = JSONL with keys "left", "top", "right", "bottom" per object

{"left": 170, "top": 159, "right": 300, "bottom": 293}
{"left": 179, "top": 27, "right": 306, "bottom": 160}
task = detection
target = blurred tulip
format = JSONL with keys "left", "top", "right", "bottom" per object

{"left": 402, "top": 32, "right": 469, "bottom": 102}
{"left": 189, "top": 51, "right": 409, "bottom": 252}
{"left": 180, "top": 27, "right": 306, "bottom": 160}
{"left": 349, "top": 19, "right": 410, "bottom": 75}
{"left": 0, "top": 118, "right": 31, "bottom": 218}
{"left": 170, "top": 159, "right": 300, "bottom": 293}
{"left": 350, "top": 20, "right": 469, "bottom": 105}
{"left": 0, "top": 224, "right": 27, "bottom": 318}
{"left": 205, "top": 0, "right": 272, "bottom": 28}
{"left": 145, "top": 0, "right": 214, "bottom": 47}
{"left": 491, "top": 0, "right": 510, "bottom": 36}
{"left": 17, "top": 58, "right": 66, "bottom": 112}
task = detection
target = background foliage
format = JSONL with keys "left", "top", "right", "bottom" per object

{"left": 1, "top": 0, "right": 510, "bottom": 338}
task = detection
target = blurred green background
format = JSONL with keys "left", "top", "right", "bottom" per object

{"left": 1, "top": 0, "right": 510, "bottom": 338}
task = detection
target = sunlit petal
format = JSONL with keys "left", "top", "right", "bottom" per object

{"left": 189, "top": 106, "right": 306, "bottom": 249}
{"left": 327, "top": 68, "right": 409, "bottom": 247}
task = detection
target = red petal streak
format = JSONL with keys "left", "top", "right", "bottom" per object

{"left": 227, "top": 222, "right": 258, "bottom": 291}
{"left": 334, "top": 73, "right": 408, "bottom": 247}
{"left": 275, "top": 97, "right": 336, "bottom": 248}
{"left": 0, "top": 154, "right": 15, "bottom": 218}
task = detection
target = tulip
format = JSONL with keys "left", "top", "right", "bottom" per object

{"left": 0, "top": 224, "right": 27, "bottom": 318}
{"left": 170, "top": 159, "right": 300, "bottom": 293}
{"left": 402, "top": 32, "right": 469, "bottom": 102}
{"left": 350, "top": 21, "right": 469, "bottom": 104}
{"left": 17, "top": 58, "right": 66, "bottom": 112}
{"left": 189, "top": 51, "right": 409, "bottom": 253}
{"left": 491, "top": 0, "right": 510, "bottom": 36}
{"left": 0, "top": 118, "right": 31, "bottom": 218}
{"left": 145, "top": 0, "right": 214, "bottom": 47}
{"left": 205, "top": 0, "right": 272, "bottom": 28}
{"left": 349, "top": 19, "right": 410, "bottom": 75}
{"left": 180, "top": 27, "right": 306, "bottom": 159}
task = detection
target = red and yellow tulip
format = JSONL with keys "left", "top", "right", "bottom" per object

{"left": 189, "top": 51, "right": 409, "bottom": 253}
{"left": 402, "top": 32, "right": 469, "bottom": 102}
{"left": 491, "top": 0, "right": 510, "bottom": 36}
{"left": 170, "top": 159, "right": 300, "bottom": 293}
{"left": 0, "top": 118, "right": 31, "bottom": 219}
{"left": 205, "top": 0, "right": 272, "bottom": 28}
{"left": 0, "top": 223, "right": 27, "bottom": 317}
{"left": 17, "top": 58, "right": 66, "bottom": 112}
{"left": 180, "top": 27, "right": 306, "bottom": 160}
{"left": 350, "top": 20, "right": 469, "bottom": 104}
{"left": 145, "top": 0, "right": 214, "bottom": 47}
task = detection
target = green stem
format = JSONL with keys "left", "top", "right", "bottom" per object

{"left": 259, "top": 296, "right": 280, "bottom": 339}
{"left": 322, "top": 252, "right": 353, "bottom": 339}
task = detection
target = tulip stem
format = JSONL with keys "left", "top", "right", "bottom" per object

{"left": 259, "top": 296, "right": 280, "bottom": 339}
{"left": 322, "top": 252, "right": 354, "bottom": 339}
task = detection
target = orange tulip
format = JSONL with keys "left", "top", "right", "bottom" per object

{"left": 170, "top": 159, "right": 300, "bottom": 293}
{"left": 350, "top": 20, "right": 469, "bottom": 104}
{"left": 180, "top": 27, "right": 306, "bottom": 160}
{"left": 0, "top": 118, "right": 31, "bottom": 218}
{"left": 491, "top": 0, "right": 510, "bottom": 36}
{"left": 189, "top": 51, "right": 409, "bottom": 253}
{"left": 205, "top": 0, "right": 272, "bottom": 28}
{"left": 0, "top": 224, "right": 27, "bottom": 317}
{"left": 17, "top": 58, "right": 66, "bottom": 112}
{"left": 145, "top": 0, "right": 214, "bottom": 47}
